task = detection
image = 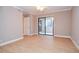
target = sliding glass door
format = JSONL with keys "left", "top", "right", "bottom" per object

{"left": 38, "top": 17, "right": 46, "bottom": 34}
{"left": 38, "top": 17, "right": 54, "bottom": 35}
{"left": 46, "top": 17, "right": 53, "bottom": 35}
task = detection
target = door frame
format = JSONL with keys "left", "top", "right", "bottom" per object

{"left": 38, "top": 17, "right": 54, "bottom": 36}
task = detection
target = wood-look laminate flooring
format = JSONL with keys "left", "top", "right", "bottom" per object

{"left": 0, "top": 35, "right": 79, "bottom": 53}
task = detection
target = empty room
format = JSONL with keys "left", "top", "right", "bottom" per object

{"left": 0, "top": 6, "right": 79, "bottom": 53}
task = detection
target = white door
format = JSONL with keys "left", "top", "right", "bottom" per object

{"left": 24, "top": 17, "right": 31, "bottom": 35}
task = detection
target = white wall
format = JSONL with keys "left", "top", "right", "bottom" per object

{"left": 0, "top": 7, "right": 23, "bottom": 43}
{"left": 72, "top": 7, "right": 79, "bottom": 46}
{"left": 35, "top": 10, "right": 72, "bottom": 36}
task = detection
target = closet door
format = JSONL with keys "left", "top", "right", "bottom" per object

{"left": 24, "top": 17, "right": 30, "bottom": 35}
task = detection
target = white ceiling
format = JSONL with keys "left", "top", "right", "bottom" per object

{"left": 16, "top": 6, "right": 72, "bottom": 16}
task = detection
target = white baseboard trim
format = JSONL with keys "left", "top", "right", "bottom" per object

{"left": 54, "top": 35, "right": 79, "bottom": 50}
{"left": 0, "top": 37, "right": 24, "bottom": 47}
{"left": 54, "top": 35, "right": 71, "bottom": 38}
{"left": 70, "top": 37, "right": 79, "bottom": 50}
{"left": 34, "top": 33, "right": 38, "bottom": 35}
{"left": 23, "top": 33, "right": 38, "bottom": 36}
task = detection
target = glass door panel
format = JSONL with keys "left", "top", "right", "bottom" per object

{"left": 38, "top": 18, "right": 45, "bottom": 34}
{"left": 46, "top": 17, "right": 54, "bottom": 35}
